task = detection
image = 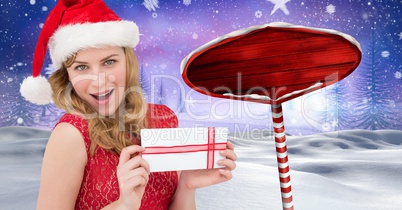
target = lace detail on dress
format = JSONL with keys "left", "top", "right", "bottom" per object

{"left": 55, "top": 104, "right": 178, "bottom": 210}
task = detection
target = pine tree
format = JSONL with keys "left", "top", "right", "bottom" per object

{"left": 0, "top": 64, "right": 64, "bottom": 129}
{"left": 336, "top": 79, "right": 357, "bottom": 130}
{"left": 38, "top": 103, "right": 64, "bottom": 128}
{"left": 320, "top": 83, "right": 341, "bottom": 132}
{"left": 0, "top": 73, "right": 42, "bottom": 127}
{"left": 352, "top": 29, "right": 400, "bottom": 130}
{"left": 40, "top": 64, "right": 65, "bottom": 127}
{"left": 139, "top": 61, "right": 152, "bottom": 102}
{"left": 322, "top": 77, "right": 357, "bottom": 131}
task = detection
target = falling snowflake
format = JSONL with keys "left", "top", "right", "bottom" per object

{"left": 255, "top": 10, "right": 263, "bottom": 18}
{"left": 152, "top": 12, "right": 158, "bottom": 18}
{"left": 398, "top": 32, "right": 402, "bottom": 40}
{"left": 17, "top": 117, "right": 24, "bottom": 124}
{"left": 395, "top": 71, "right": 402, "bottom": 79}
{"left": 381, "top": 51, "right": 390, "bottom": 58}
{"left": 326, "top": 4, "right": 336, "bottom": 14}
{"left": 362, "top": 13, "right": 369, "bottom": 20}
{"left": 192, "top": 33, "right": 198, "bottom": 40}
{"left": 167, "top": 26, "right": 173, "bottom": 32}
{"left": 143, "top": 0, "right": 159, "bottom": 11}
{"left": 183, "top": 0, "right": 191, "bottom": 6}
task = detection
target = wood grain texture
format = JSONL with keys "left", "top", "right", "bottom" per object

{"left": 182, "top": 26, "right": 361, "bottom": 104}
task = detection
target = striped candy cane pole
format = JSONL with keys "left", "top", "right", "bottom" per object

{"left": 271, "top": 103, "right": 294, "bottom": 210}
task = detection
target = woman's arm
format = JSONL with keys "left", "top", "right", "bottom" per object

{"left": 36, "top": 123, "right": 87, "bottom": 210}
{"left": 168, "top": 171, "right": 196, "bottom": 210}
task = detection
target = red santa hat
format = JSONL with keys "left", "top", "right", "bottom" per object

{"left": 20, "top": 0, "right": 140, "bottom": 105}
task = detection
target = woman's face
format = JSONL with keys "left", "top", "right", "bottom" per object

{"left": 66, "top": 46, "right": 126, "bottom": 116}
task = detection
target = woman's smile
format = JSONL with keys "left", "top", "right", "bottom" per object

{"left": 90, "top": 89, "right": 114, "bottom": 105}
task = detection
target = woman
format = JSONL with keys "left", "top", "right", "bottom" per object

{"left": 20, "top": 0, "right": 237, "bottom": 209}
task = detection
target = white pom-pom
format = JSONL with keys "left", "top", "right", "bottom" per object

{"left": 20, "top": 76, "right": 52, "bottom": 105}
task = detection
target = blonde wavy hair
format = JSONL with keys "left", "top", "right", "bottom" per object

{"left": 49, "top": 47, "right": 147, "bottom": 156}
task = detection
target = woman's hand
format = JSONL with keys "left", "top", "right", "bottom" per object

{"left": 115, "top": 145, "right": 150, "bottom": 210}
{"left": 179, "top": 141, "right": 237, "bottom": 191}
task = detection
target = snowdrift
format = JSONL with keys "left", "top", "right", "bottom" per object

{"left": 1, "top": 126, "right": 401, "bottom": 210}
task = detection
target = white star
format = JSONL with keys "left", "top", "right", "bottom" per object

{"left": 398, "top": 32, "right": 402, "bottom": 40}
{"left": 267, "top": 0, "right": 290, "bottom": 15}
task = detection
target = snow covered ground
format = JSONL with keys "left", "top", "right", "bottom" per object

{"left": 197, "top": 129, "right": 402, "bottom": 210}
{"left": 1, "top": 126, "right": 401, "bottom": 210}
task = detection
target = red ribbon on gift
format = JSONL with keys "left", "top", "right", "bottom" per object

{"left": 142, "top": 127, "right": 226, "bottom": 169}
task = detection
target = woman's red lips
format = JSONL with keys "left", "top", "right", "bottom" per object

{"left": 90, "top": 89, "right": 114, "bottom": 101}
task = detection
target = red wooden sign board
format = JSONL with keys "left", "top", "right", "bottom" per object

{"left": 181, "top": 22, "right": 361, "bottom": 104}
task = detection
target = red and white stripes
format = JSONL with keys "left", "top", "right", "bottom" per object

{"left": 271, "top": 103, "right": 294, "bottom": 210}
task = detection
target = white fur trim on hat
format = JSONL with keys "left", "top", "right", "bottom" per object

{"left": 48, "top": 21, "right": 140, "bottom": 69}
{"left": 20, "top": 75, "right": 52, "bottom": 105}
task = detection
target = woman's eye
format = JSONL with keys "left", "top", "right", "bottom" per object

{"left": 104, "top": 59, "right": 116, "bottom": 65}
{"left": 75, "top": 65, "right": 87, "bottom": 71}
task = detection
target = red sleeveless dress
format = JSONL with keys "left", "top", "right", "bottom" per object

{"left": 56, "top": 104, "right": 178, "bottom": 209}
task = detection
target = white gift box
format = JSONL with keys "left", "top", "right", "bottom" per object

{"left": 141, "top": 127, "right": 228, "bottom": 172}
